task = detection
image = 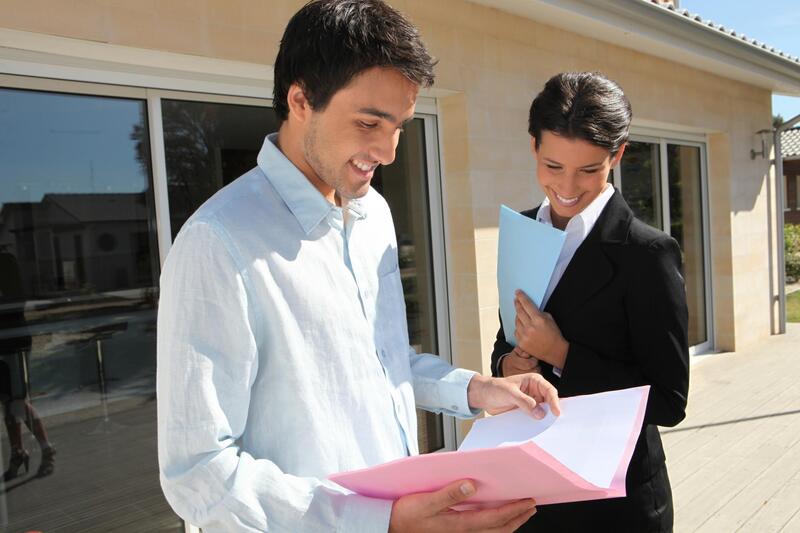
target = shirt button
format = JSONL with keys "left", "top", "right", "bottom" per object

{"left": 451, "top": 405, "right": 459, "bottom": 410}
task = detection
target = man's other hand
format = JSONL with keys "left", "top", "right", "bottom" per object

{"left": 388, "top": 479, "right": 536, "bottom": 532}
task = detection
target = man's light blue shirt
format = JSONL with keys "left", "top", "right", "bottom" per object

{"left": 157, "top": 134, "right": 478, "bottom": 532}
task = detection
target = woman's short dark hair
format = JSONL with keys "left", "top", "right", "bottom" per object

{"left": 273, "top": 0, "right": 436, "bottom": 122}
{"left": 528, "top": 72, "right": 632, "bottom": 155}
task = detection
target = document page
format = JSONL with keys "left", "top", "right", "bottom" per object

{"left": 459, "top": 387, "right": 649, "bottom": 488}
{"left": 497, "top": 205, "right": 565, "bottom": 346}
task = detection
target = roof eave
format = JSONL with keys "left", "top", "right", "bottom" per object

{"left": 468, "top": 0, "right": 800, "bottom": 96}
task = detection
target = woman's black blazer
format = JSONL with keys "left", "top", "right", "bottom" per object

{"left": 491, "top": 190, "right": 690, "bottom": 499}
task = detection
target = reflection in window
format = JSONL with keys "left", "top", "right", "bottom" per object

{"left": 0, "top": 88, "right": 179, "bottom": 530}
{"left": 372, "top": 118, "right": 445, "bottom": 453}
{"left": 161, "top": 100, "right": 279, "bottom": 237}
{"left": 621, "top": 141, "right": 662, "bottom": 229}
{"left": 667, "top": 144, "right": 707, "bottom": 346}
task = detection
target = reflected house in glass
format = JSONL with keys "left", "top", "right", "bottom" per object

{"left": 0, "top": 193, "right": 155, "bottom": 295}
{"left": 0, "top": 0, "right": 799, "bottom": 529}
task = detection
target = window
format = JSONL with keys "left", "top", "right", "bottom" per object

{"left": 785, "top": 175, "right": 791, "bottom": 211}
{"left": 160, "top": 99, "right": 279, "bottom": 237}
{"left": 0, "top": 77, "right": 452, "bottom": 532}
{"left": 0, "top": 87, "right": 179, "bottom": 531}
{"left": 372, "top": 117, "right": 446, "bottom": 453}
{"left": 796, "top": 175, "right": 800, "bottom": 210}
{"left": 615, "top": 135, "right": 711, "bottom": 350}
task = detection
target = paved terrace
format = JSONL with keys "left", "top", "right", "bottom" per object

{"left": 664, "top": 323, "right": 800, "bottom": 532}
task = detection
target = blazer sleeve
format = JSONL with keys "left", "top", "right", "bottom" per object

{"left": 490, "top": 312, "right": 514, "bottom": 377}
{"left": 556, "top": 236, "right": 690, "bottom": 428}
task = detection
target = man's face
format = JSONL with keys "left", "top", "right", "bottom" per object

{"left": 301, "top": 67, "right": 419, "bottom": 202}
{"left": 532, "top": 130, "right": 624, "bottom": 228}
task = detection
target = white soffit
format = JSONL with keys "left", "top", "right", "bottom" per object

{"left": 469, "top": 0, "right": 800, "bottom": 96}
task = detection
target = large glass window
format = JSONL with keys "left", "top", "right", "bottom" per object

{"left": 0, "top": 81, "right": 451, "bottom": 531}
{"left": 0, "top": 88, "right": 180, "bottom": 530}
{"left": 161, "top": 105, "right": 447, "bottom": 453}
{"left": 620, "top": 141, "right": 662, "bottom": 229}
{"left": 372, "top": 118, "right": 445, "bottom": 453}
{"left": 667, "top": 144, "right": 707, "bottom": 346}
{"left": 162, "top": 99, "right": 279, "bottom": 238}
{"left": 618, "top": 137, "right": 710, "bottom": 349}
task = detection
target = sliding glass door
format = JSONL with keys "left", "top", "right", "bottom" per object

{"left": 615, "top": 136, "right": 711, "bottom": 350}
{"left": 0, "top": 87, "right": 180, "bottom": 531}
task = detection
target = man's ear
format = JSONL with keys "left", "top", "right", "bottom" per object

{"left": 530, "top": 136, "right": 539, "bottom": 156}
{"left": 286, "top": 83, "right": 312, "bottom": 124}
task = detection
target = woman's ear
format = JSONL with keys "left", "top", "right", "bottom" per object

{"left": 610, "top": 143, "right": 627, "bottom": 167}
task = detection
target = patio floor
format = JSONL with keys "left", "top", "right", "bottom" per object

{"left": 663, "top": 323, "right": 800, "bottom": 532}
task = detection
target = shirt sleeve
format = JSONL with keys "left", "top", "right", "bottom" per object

{"left": 157, "top": 220, "right": 392, "bottom": 532}
{"left": 408, "top": 350, "right": 480, "bottom": 419}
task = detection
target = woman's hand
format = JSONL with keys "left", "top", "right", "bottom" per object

{"left": 501, "top": 347, "right": 541, "bottom": 377}
{"left": 514, "top": 290, "right": 569, "bottom": 369}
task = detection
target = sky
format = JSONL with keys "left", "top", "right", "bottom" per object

{"left": 680, "top": 0, "right": 800, "bottom": 122}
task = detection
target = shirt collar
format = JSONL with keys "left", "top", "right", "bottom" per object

{"left": 537, "top": 184, "right": 616, "bottom": 239}
{"left": 257, "top": 133, "right": 338, "bottom": 235}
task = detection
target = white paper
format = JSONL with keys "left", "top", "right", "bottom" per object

{"left": 458, "top": 387, "right": 646, "bottom": 488}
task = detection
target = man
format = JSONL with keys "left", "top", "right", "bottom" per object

{"left": 157, "top": 1, "right": 560, "bottom": 532}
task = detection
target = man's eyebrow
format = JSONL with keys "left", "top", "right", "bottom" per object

{"left": 357, "top": 107, "right": 397, "bottom": 122}
{"left": 358, "top": 107, "right": 414, "bottom": 127}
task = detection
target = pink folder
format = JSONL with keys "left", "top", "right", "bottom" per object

{"left": 330, "top": 386, "right": 650, "bottom": 506}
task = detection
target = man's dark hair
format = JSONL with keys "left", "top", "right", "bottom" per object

{"left": 273, "top": 0, "right": 436, "bottom": 122}
{"left": 528, "top": 72, "right": 632, "bottom": 155}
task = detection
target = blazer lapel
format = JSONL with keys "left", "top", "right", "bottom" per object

{"left": 543, "top": 191, "right": 633, "bottom": 317}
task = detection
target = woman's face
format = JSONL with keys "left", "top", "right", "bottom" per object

{"left": 532, "top": 130, "right": 625, "bottom": 229}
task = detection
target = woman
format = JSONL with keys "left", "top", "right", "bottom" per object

{"left": 491, "top": 72, "right": 689, "bottom": 532}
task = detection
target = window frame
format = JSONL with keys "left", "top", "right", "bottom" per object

{"left": 616, "top": 130, "right": 714, "bottom": 356}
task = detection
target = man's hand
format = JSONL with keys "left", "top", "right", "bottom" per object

{"left": 501, "top": 347, "right": 541, "bottom": 378}
{"left": 389, "top": 479, "right": 537, "bottom": 533}
{"left": 467, "top": 372, "right": 560, "bottom": 418}
{"left": 514, "top": 290, "right": 569, "bottom": 369}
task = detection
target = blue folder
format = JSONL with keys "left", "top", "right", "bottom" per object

{"left": 497, "top": 205, "right": 566, "bottom": 345}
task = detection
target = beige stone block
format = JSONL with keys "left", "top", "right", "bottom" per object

{"left": 453, "top": 30, "right": 485, "bottom": 68}
{"left": 243, "top": 0, "right": 302, "bottom": 33}
{"left": 452, "top": 339, "right": 483, "bottom": 373}
{"left": 441, "top": 134, "right": 470, "bottom": 175}
{"left": 446, "top": 207, "right": 476, "bottom": 243}
{"left": 472, "top": 205, "right": 500, "bottom": 230}
{"left": 451, "top": 304, "right": 482, "bottom": 343}
{"left": 442, "top": 171, "right": 474, "bottom": 209}
{"left": 104, "top": 5, "right": 158, "bottom": 50}
{"left": 476, "top": 272, "right": 499, "bottom": 309}
{"left": 474, "top": 237, "right": 498, "bottom": 276}
{"left": 157, "top": 0, "right": 207, "bottom": 24}
{"left": 468, "top": 138, "right": 516, "bottom": 172}
{"left": 468, "top": 171, "right": 501, "bottom": 209}
{"left": 151, "top": 13, "right": 208, "bottom": 57}
{"left": 0, "top": 0, "right": 50, "bottom": 31}
{"left": 239, "top": 28, "right": 281, "bottom": 65}
{"left": 49, "top": 0, "right": 109, "bottom": 42}
{"left": 453, "top": 273, "right": 480, "bottom": 309}
{"left": 204, "top": 0, "right": 244, "bottom": 28}
{"left": 207, "top": 22, "right": 248, "bottom": 61}
{"left": 448, "top": 237, "right": 478, "bottom": 275}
